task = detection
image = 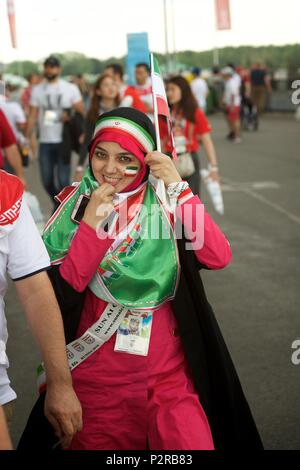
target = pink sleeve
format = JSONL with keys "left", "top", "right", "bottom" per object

{"left": 59, "top": 221, "right": 114, "bottom": 292}
{"left": 175, "top": 194, "right": 232, "bottom": 270}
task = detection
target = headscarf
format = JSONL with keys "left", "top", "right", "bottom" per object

{"left": 89, "top": 107, "right": 156, "bottom": 193}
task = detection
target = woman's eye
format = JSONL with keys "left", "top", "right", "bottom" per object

{"left": 95, "top": 152, "right": 107, "bottom": 159}
{"left": 119, "top": 156, "right": 132, "bottom": 163}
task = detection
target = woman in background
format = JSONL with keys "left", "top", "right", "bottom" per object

{"left": 75, "top": 74, "right": 120, "bottom": 181}
{"left": 164, "top": 75, "right": 220, "bottom": 196}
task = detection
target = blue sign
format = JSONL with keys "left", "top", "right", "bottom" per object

{"left": 126, "top": 32, "right": 150, "bottom": 85}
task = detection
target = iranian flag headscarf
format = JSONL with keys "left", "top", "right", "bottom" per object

{"left": 43, "top": 108, "right": 180, "bottom": 311}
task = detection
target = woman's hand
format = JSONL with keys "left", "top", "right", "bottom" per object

{"left": 82, "top": 183, "right": 116, "bottom": 230}
{"left": 145, "top": 151, "right": 182, "bottom": 187}
{"left": 209, "top": 169, "right": 220, "bottom": 183}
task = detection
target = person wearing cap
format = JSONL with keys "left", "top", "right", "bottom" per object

{"left": 221, "top": 66, "right": 242, "bottom": 143}
{"left": 20, "top": 108, "right": 262, "bottom": 451}
{"left": 26, "top": 56, "right": 84, "bottom": 204}
{"left": 191, "top": 67, "right": 209, "bottom": 113}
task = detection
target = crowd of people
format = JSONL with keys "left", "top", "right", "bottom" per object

{"left": 0, "top": 55, "right": 267, "bottom": 451}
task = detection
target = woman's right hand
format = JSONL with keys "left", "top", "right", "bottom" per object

{"left": 82, "top": 183, "right": 116, "bottom": 230}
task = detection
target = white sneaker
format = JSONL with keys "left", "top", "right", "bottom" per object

{"left": 233, "top": 137, "right": 242, "bottom": 143}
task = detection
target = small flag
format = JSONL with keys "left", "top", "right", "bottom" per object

{"left": 150, "top": 53, "right": 177, "bottom": 160}
{"left": 124, "top": 166, "right": 139, "bottom": 177}
{"left": 7, "top": 0, "right": 17, "bottom": 49}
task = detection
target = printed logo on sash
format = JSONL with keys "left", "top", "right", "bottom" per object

{"left": 72, "top": 341, "right": 85, "bottom": 353}
{"left": 82, "top": 334, "right": 96, "bottom": 345}
{"left": 67, "top": 348, "right": 74, "bottom": 360}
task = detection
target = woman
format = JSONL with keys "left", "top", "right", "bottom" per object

{"left": 75, "top": 74, "right": 120, "bottom": 181}
{"left": 19, "top": 108, "right": 263, "bottom": 451}
{"left": 163, "top": 75, "right": 220, "bottom": 196}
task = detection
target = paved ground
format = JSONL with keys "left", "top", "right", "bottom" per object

{"left": 5, "top": 112, "right": 300, "bottom": 449}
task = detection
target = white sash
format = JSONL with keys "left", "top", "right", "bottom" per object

{"left": 37, "top": 302, "right": 128, "bottom": 390}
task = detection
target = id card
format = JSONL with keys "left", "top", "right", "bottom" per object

{"left": 114, "top": 311, "right": 153, "bottom": 356}
{"left": 43, "top": 110, "right": 59, "bottom": 126}
{"left": 174, "top": 135, "right": 187, "bottom": 154}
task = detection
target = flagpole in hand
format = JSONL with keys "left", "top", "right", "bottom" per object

{"left": 150, "top": 53, "right": 170, "bottom": 207}
{"left": 150, "top": 53, "right": 162, "bottom": 153}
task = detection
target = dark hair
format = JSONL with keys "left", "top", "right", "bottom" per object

{"left": 44, "top": 56, "right": 60, "bottom": 67}
{"left": 135, "top": 63, "right": 150, "bottom": 73}
{"left": 105, "top": 63, "right": 123, "bottom": 79}
{"left": 86, "top": 74, "right": 120, "bottom": 123}
{"left": 166, "top": 75, "right": 198, "bottom": 123}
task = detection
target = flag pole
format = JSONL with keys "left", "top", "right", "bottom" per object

{"left": 150, "top": 52, "right": 169, "bottom": 207}
{"left": 150, "top": 53, "right": 162, "bottom": 153}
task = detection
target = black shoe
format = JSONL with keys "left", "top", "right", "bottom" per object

{"left": 226, "top": 131, "right": 235, "bottom": 140}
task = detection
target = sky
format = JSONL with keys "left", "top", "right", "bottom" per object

{"left": 0, "top": 0, "right": 299, "bottom": 64}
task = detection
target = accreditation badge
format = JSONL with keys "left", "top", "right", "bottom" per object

{"left": 114, "top": 310, "right": 153, "bottom": 356}
{"left": 43, "top": 110, "right": 59, "bottom": 126}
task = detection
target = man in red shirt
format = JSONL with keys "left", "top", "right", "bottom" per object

{"left": 104, "top": 64, "right": 147, "bottom": 113}
{"left": 0, "top": 109, "right": 25, "bottom": 184}
{"left": 134, "top": 63, "right": 153, "bottom": 120}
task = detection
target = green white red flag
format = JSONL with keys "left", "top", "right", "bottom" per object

{"left": 150, "top": 53, "right": 177, "bottom": 160}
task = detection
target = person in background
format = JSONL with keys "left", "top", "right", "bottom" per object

{"left": 134, "top": 63, "right": 153, "bottom": 120}
{"left": 0, "top": 109, "right": 25, "bottom": 184}
{"left": 221, "top": 67, "right": 242, "bottom": 143}
{"left": 21, "top": 74, "right": 42, "bottom": 116}
{"left": 26, "top": 56, "right": 84, "bottom": 205}
{"left": 250, "top": 61, "right": 272, "bottom": 114}
{"left": 0, "top": 86, "right": 27, "bottom": 148}
{"left": 71, "top": 74, "right": 90, "bottom": 112}
{"left": 164, "top": 75, "right": 220, "bottom": 196}
{"left": 75, "top": 74, "right": 120, "bottom": 181}
{"left": 104, "top": 63, "right": 147, "bottom": 113}
{"left": 21, "top": 73, "right": 41, "bottom": 160}
{"left": 209, "top": 66, "right": 224, "bottom": 111}
{"left": 191, "top": 67, "right": 209, "bottom": 113}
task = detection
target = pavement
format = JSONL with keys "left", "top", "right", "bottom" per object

{"left": 5, "top": 112, "right": 300, "bottom": 449}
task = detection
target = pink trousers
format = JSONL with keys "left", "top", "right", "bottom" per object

{"left": 69, "top": 299, "right": 214, "bottom": 450}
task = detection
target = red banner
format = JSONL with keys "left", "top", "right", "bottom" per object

{"left": 7, "top": 0, "right": 17, "bottom": 48}
{"left": 215, "top": 0, "right": 231, "bottom": 30}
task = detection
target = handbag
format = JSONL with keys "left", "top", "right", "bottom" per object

{"left": 173, "top": 122, "right": 195, "bottom": 178}
{"left": 174, "top": 152, "right": 195, "bottom": 178}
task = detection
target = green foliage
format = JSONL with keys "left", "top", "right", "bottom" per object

{"left": 4, "top": 44, "right": 300, "bottom": 78}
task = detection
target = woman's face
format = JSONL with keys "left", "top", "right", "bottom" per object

{"left": 96, "top": 77, "right": 118, "bottom": 100}
{"left": 166, "top": 82, "right": 182, "bottom": 105}
{"left": 91, "top": 141, "right": 142, "bottom": 192}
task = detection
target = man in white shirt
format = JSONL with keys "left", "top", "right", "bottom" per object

{"left": 222, "top": 66, "right": 242, "bottom": 143}
{"left": 26, "top": 56, "right": 84, "bottom": 204}
{"left": 0, "top": 170, "right": 82, "bottom": 448}
{"left": 191, "top": 67, "right": 209, "bottom": 112}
